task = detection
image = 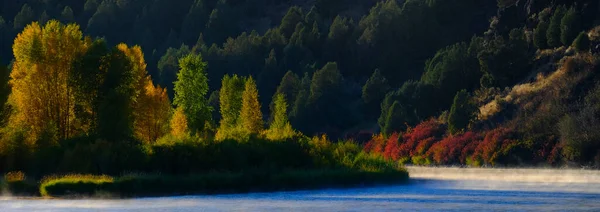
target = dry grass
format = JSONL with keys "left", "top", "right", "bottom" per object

{"left": 478, "top": 52, "right": 597, "bottom": 120}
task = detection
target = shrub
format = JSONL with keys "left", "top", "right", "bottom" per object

{"left": 382, "top": 133, "right": 400, "bottom": 160}
{"left": 572, "top": 32, "right": 590, "bottom": 52}
{"left": 471, "top": 127, "right": 513, "bottom": 166}
{"left": 427, "top": 132, "right": 480, "bottom": 165}
{"left": 399, "top": 119, "right": 445, "bottom": 160}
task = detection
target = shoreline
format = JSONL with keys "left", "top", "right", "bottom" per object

{"left": 2, "top": 169, "right": 409, "bottom": 199}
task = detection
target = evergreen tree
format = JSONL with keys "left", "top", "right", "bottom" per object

{"left": 382, "top": 101, "right": 404, "bottom": 136}
{"left": 61, "top": 6, "right": 75, "bottom": 23}
{"left": 447, "top": 90, "right": 475, "bottom": 134}
{"left": 279, "top": 6, "right": 304, "bottom": 38}
{"left": 362, "top": 69, "right": 390, "bottom": 116}
{"left": 560, "top": 6, "right": 581, "bottom": 46}
{"left": 533, "top": 21, "right": 549, "bottom": 49}
{"left": 13, "top": 4, "right": 34, "bottom": 30}
{"left": 546, "top": 6, "right": 566, "bottom": 48}
{"left": 572, "top": 32, "right": 590, "bottom": 52}
{"left": 240, "top": 77, "right": 264, "bottom": 134}
{"left": 173, "top": 53, "right": 212, "bottom": 134}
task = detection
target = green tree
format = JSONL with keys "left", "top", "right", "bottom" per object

{"left": 240, "top": 77, "right": 264, "bottom": 134}
{"left": 422, "top": 43, "right": 480, "bottom": 107}
{"left": 546, "top": 6, "right": 566, "bottom": 48}
{"left": 61, "top": 6, "right": 75, "bottom": 23}
{"left": 279, "top": 6, "right": 304, "bottom": 38}
{"left": 158, "top": 45, "right": 191, "bottom": 96}
{"left": 217, "top": 74, "right": 246, "bottom": 132}
{"left": 97, "top": 49, "right": 136, "bottom": 140}
{"left": 533, "top": 21, "right": 549, "bottom": 49}
{"left": 560, "top": 6, "right": 581, "bottom": 46}
{"left": 71, "top": 39, "right": 110, "bottom": 133}
{"left": 173, "top": 53, "right": 212, "bottom": 134}
{"left": 572, "top": 32, "right": 590, "bottom": 52}
{"left": 13, "top": 4, "right": 34, "bottom": 29}
{"left": 381, "top": 101, "right": 404, "bottom": 136}
{"left": 267, "top": 93, "right": 296, "bottom": 140}
{"left": 448, "top": 90, "right": 475, "bottom": 134}
{"left": 362, "top": 69, "right": 390, "bottom": 117}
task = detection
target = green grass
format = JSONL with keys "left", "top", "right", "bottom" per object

{"left": 39, "top": 169, "right": 409, "bottom": 198}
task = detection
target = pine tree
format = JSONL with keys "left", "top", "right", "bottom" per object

{"left": 533, "top": 21, "right": 549, "bottom": 49}
{"left": 448, "top": 90, "right": 475, "bottom": 134}
{"left": 546, "top": 6, "right": 566, "bottom": 48}
{"left": 572, "top": 32, "right": 590, "bottom": 52}
{"left": 560, "top": 6, "right": 581, "bottom": 46}
{"left": 382, "top": 101, "right": 404, "bottom": 136}
{"left": 240, "top": 77, "right": 263, "bottom": 134}
{"left": 280, "top": 6, "right": 304, "bottom": 38}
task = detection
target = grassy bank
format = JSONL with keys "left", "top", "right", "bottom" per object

{"left": 38, "top": 169, "right": 408, "bottom": 198}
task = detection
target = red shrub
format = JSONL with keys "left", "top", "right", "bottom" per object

{"left": 472, "top": 127, "right": 513, "bottom": 166}
{"left": 427, "top": 132, "right": 480, "bottom": 165}
{"left": 383, "top": 133, "right": 401, "bottom": 160}
{"left": 399, "top": 119, "right": 445, "bottom": 159}
{"left": 460, "top": 140, "right": 479, "bottom": 164}
{"left": 364, "top": 134, "right": 386, "bottom": 154}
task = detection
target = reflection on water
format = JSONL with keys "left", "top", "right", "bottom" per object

{"left": 2, "top": 167, "right": 600, "bottom": 211}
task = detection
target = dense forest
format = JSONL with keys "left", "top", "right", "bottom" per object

{"left": 0, "top": 0, "right": 600, "bottom": 183}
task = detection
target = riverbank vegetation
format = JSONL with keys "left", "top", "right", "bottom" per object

{"left": 0, "top": 0, "right": 599, "bottom": 197}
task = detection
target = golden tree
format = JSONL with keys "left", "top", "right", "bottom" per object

{"left": 134, "top": 79, "right": 171, "bottom": 143}
{"left": 240, "top": 77, "right": 263, "bottom": 134}
{"left": 171, "top": 107, "right": 189, "bottom": 138}
{"left": 11, "top": 20, "right": 88, "bottom": 141}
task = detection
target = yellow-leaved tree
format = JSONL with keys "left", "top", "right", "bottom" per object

{"left": 170, "top": 107, "right": 189, "bottom": 139}
{"left": 240, "top": 77, "right": 264, "bottom": 134}
{"left": 134, "top": 79, "right": 171, "bottom": 143}
{"left": 11, "top": 20, "right": 88, "bottom": 142}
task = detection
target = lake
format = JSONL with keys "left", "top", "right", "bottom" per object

{"left": 2, "top": 167, "right": 600, "bottom": 211}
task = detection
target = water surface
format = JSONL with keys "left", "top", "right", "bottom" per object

{"left": 2, "top": 167, "right": 600, "bottom": 211}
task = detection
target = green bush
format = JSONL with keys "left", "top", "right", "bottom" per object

{"left": 1, "top": 171, "right": 38, "bottom": 196}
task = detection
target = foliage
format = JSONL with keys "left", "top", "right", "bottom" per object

{"left": 448, "top": 90, "right": 476, "bottom": 134}
{"left": 240, "top": 77, "right": 264, "bottom": 135}
{"left": 170, "top": 107, "right": 189, "bottom": 139}
{"left": 546, "top": 6, "right": 566, "bottom": 48}
{"left": 11, "top": 20, "right": 86, "bottom": 142}
{"left": 173, "top": 53, "right": 212, "bottom": 134}
{"left": 560, "top": 6, "right": 581, "bottom": 46}
{"left": 572, "top": 32, "right": 590, "bottom": 52}
{"left": 134, "top": 81, "right": 171, "bottom": 143}
{"left": 362, "top": 69, "right": 389, "bottom": 117}
{"left": 533, "top": 21, "right": 549, "bottom": 49}
{"left": 266, "top": 94, "right": 296, "bottom": 140}
{"left": 216, "top": 75, "right": 246, "bottom": 140}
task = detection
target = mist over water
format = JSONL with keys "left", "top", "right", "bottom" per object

{"left": 2, "top": 167, "right": 600, "bottom": 211}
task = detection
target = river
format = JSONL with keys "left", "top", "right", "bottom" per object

{"left": 2, "top": 167, "right": 600, "bottom": 211}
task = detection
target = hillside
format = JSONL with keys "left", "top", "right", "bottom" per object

{"left": 0, "top": 0, "right": 599, "bottom": 170}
